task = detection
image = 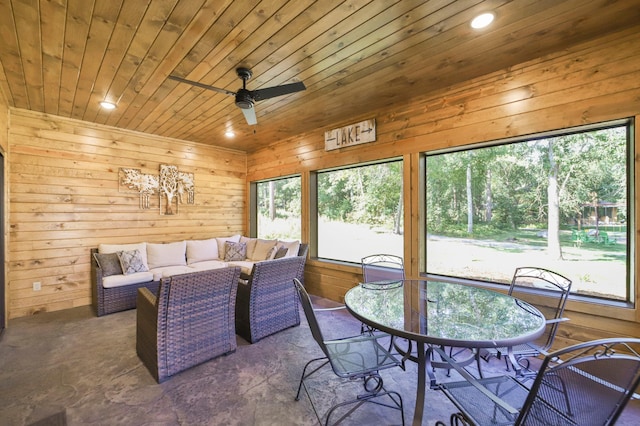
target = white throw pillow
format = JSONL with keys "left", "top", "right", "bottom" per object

{"left": 186, "top": 238, "right": 219, "bottom": 264}
{"left": 146, "top": 241, "right": 187, "bottom": 269}
{"left": 277, "top": 240, "right": 301, "bottom": 258}
{"left": 251, "top": 239, "right": 278, "bottom": 261}
{"left": 216, "top": 235, "right": 240, "bottom": 260}
{"left": 99, "top": 242, "right": 148, "bottom": 270}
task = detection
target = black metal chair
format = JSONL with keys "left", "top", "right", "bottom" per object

{"left": 478, "top": 267, "right": 572, "bottom": 376}
{"left": 360, "top": 254, "right": 405, "bottom": 335}
{"left": 436, "top": 338, "right": 640, "bottom": 426}
{"left": 293, "top": 278, "right": 405, "bottom": 426}
{"left": 361, "top": 253, "right": 405, "bottom": 283}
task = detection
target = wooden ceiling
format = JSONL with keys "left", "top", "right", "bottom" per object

{"left": 1, "top": 0, "right": 639, "bottom": 153}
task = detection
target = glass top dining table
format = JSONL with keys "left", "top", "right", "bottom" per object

{"left": 344, "top": 279, "right": 546, "bottom": 426}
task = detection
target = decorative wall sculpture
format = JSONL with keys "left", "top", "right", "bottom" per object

{"left": 119, "top": 165, "right": 195, "bottom": 215}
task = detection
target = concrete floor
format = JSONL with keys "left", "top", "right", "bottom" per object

{"left": 1, "top": 297, "right": 638, "bottom": 425}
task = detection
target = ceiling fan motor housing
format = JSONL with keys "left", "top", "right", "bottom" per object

{"left": 235, "top": 89, "right": 254, "bottom": 109}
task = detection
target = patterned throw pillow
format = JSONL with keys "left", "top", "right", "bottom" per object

{"left": 224, "top": 241, "right": 247, "bottom": 261}
{"left": 117, "top": 249, "right": 149, "bottom": 275}
{"left": 93, "top": 252, "right": 123, "bottom": 276}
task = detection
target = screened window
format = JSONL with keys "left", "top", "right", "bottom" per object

{"left": 255, "top": 176, "right": 301, "bottom": 241}
{"left": 425, "top": 121, "right": 633, "bottom": 303}
{"left": 317, "top": 160, "right": 403, "bottom": 263}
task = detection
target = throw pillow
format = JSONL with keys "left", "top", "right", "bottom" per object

{"left": 147, "top": 241, "right": 186, "bottom": 269}
{"left": 240, "top": 236, "right": 258, "bottom": 259}
{"left": 93, "top": 252, "right": 123, "bottom": 276}
{"left": 216, "top": 235, "right": 241, "bottom": 260}
{"left": 251, "top": 239, "right": 277, "bottom": 261}
{"left": 273, "top": 246, "right": 288, "bottom": 259}
{"left": 277, "top": 240, "right": 300, "bottom": 258}
{"left": 186, "top": 238, "right": 219, "bottom": 264}
{"left": 98, "top": 242, "right": 148, "bottom": 269}
{"left": 117, "top": 249, "right": 149, "bottom": 275}
{"left": 224, "top": 241, "right": 247, "bottom": 261}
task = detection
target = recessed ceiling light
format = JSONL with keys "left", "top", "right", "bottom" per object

{"left": 225, "top": 130, "right": 235, "bottom": 138}
{"left": 99, "top": 101, "right": 116, "bottom": 110}
{"left": 471, "top": 12, "right": 495, "bottom": 29}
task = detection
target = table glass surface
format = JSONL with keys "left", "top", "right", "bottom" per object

{"left": 344, "top": 279, "right": 546, "bottom": 348}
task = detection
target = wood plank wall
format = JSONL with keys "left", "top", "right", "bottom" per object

{"left": 6, "top": 110, "right": 246, "bottom": 319}
{"left": 1, "top": 85, "right": 8, "bottom": 327}
{"left": 246, "top": 25, "right": 640, "bottom": 348}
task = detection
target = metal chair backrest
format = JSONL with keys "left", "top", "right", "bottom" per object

{"left": 518, "top": 338, "right": 640, "bottom": 425}
{"left": 509, "top": 267, "right": 572, "bottom": 352}
{"left": 361, "top": 254, "right": 405, "bottom": 283}
{"left": 293, "top": 278, "right": 328, "bottom": 357}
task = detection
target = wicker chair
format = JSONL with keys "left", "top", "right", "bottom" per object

{"left": 235, "top": 255, "right": 306, "bottom": 343}
{"left": 136, "top": 267, "right": 241, "bottom": 383}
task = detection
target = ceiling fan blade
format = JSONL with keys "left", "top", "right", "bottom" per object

{"left": 251, "top": 81, "right": 306, "bottom": 101}
{"left": 241, "top": 105, "right": 258, "bottom": 125}
{"left": 168, "top": 75, "right": 236, "bottom": 96}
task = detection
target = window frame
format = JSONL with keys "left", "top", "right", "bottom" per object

{"left": 422, "top": 119, "right": 635, "bottom": 307}
{"left": 311, "top": 158, "right": 404, "bottom": 264}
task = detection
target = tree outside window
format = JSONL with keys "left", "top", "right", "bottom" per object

{"left": 256, "top": 176, "right": 301, "bottom": 241}
{"left": 317, "top": 161, "right": 403, "bottom": 263}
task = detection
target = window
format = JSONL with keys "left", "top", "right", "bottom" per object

{"left": 254, "top": 176, "right": 301, "bottom": 241}
{"left": 425, "top": 121, "right": 633, "bottom": 303}
{"left": 316, "top": 160, "right": 403, "bottom": 263}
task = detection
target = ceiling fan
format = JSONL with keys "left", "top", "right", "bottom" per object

{"left": 168, "top": 68, "right": 306, "bottom": 125}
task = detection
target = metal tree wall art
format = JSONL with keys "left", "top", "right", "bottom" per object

{"left": 120, "top": 168, "right": 159, "bottom": 209}
{"left": 119, "top": 165, "right": 195, "bottom": 215}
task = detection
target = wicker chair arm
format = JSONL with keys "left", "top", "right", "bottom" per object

{"left": 137, "top": 287, "right": 157, "bottom": 310}
{"left": 136, "top": 287, "right": 159, "bottom": 381}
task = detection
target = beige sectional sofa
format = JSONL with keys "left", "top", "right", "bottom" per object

{"left": 91, "top": 235, "right": 307, "bottom": 316}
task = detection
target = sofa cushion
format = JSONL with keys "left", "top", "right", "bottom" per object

{"left": 102, "top": 271, "right": 154, "bottom": 288}
{"left": 187, "top": 260, "right": 228, "bottom": 272}
{"left": 117, "top": 249, "right": 149, "bottom": 275}
{"left": 147, "top": 241, "right": 187, "bottom": 269}
{"left": 224, "top": 241, "right": 246, "bottom": 261}
{"left": 149, "top": 265, "right": 194, "bottom": 281}
{"left": 251, "top": 239, "right": 277, "bottom": 261}
{"left": 186, "top": 238, "right": 219, "bottom": 264}
{"left": 93, "top": 252, "right": 123, "bottom": 276}
{"left": 226, "top": 260, "right": 255, "bottom": 276}
{"left": 216, "top": 235, "right": 241, "bottom": 260}
{"left": 99, "top": 242, "right": 148, "bottom": 269}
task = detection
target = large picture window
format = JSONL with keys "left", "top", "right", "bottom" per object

{"left": 425, "top": 121, "right": 633, "bottom": 303}
{"left": 317, "top": 160, "right": 403, "bottom": 263}
{"left": 255, "top": 176, "right": 301, "bottom": 241}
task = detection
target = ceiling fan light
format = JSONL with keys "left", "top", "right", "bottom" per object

{"left": 235, "top": 91, "right": 254, "bottom": 109}
{"left": 99, "top": 101, "right": 116, "bottom": 110}
{"left": 471, "top": 12, "right": 494, "bottom": 29}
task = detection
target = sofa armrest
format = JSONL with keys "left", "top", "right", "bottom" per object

{"left": 91, "top": 248, "right": 105, "bottom": 315}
